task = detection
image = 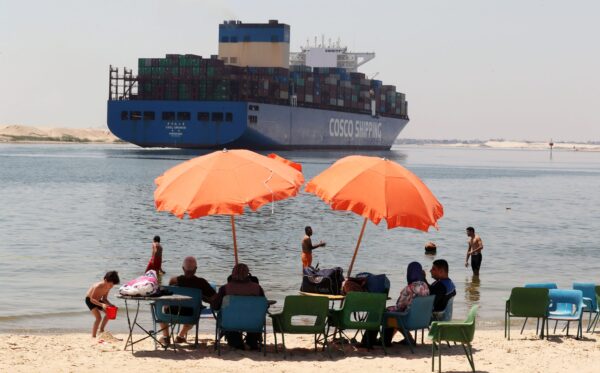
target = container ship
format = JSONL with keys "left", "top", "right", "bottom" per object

{"left": 107, "top": 20, "right": 409, "bottom": 150}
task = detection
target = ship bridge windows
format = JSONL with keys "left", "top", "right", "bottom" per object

{"left": 121, "top": 111, "right": 128, "bottom": 120}
{"left": 177, "top": 112, "right": 191, "bottom": 121}
{"left": 130, "top": 111, "right": 142, "bottom": 121}
{"left": 198, "top": 112, "right": 210, "bottom": 122}
{"left": 225, "top": 112, "right": 233, "bottom": 122}
{"left": 143, "top": 111, "right": 155, "bottom": 120}
{"left": 212, "top": 112, "right": 224, "bottom": 122}
{"left": 162, "top": 111, "right": 175, "bottom": 121}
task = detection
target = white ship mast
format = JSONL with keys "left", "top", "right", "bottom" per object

{"left": 290, "top": 36, "right": 375, "bottom": 72}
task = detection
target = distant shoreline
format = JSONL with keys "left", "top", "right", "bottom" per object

{"left": 0, "top": 125, "right": 119, "bottom": 144}
{"left": 2, "top": 125, "right": 599, "bottom": 151}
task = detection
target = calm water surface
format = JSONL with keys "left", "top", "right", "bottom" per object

{"left": 1, "top": 143, "right": 599, "bottom": 332}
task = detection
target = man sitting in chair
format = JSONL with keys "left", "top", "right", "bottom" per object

{"left": 160, "top": 256, "right": 216, "bottom": 344}
{"left": 425, "top": 259, "right": 456, "bottom": 314}
{"left": 212, "top": 263, "right": 266, "bottom": 350}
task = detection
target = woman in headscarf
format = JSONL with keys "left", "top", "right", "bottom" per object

{"left": 388, "top": 261, "right": 430, "bottom": 312}
{"left": 361, "top": 262, "right": 430, "bottom": 348}
{"left": 211, "top": 263, "right": 266, "bottom": 350}
{"left": 378, "top": 262, "right": 430, "bottom": 346}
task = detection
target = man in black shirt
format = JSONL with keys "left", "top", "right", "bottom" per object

{"left": 160, "top": 256, "right": 216, "bottom": 343}
{"left": 425, "top": 259, "right": 456, "bottom": 313}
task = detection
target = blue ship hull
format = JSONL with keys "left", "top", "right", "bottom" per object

{"left": 107, "top": 100, "right": 408, "bottom": 150}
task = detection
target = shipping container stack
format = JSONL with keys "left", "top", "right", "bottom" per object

{"left": 135, "top": 55, "right": 407, "bottom": 118}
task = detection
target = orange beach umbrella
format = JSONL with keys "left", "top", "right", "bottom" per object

{"left": 154, "top": 149, "right": 304, "bottom": 264}
{"left": 305, "top": 155, "right": 443, "bottom": 276}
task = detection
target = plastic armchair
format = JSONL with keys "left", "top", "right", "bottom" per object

{"left": 572, "top": 282, "right": 598, "bottom": 332}
{"left": 504, "top": 287, "right": 549, "bottom": 340}
{"left": 328, "top": 292, "right": 388, "bottom": 355}
{"left": 200, "top": 282, "right": 218, "bottom": 320}
{"left": 520, "top": 283, "right": 557, "bottom": 333}
{"left": 432, "top": 297, "right": 454, "bottom": 322}
{"left": 593, "top": 288, "right": 600, "bottom": 333}
{"left": 152, "top": 285, "right": 203, "bottom": 348}
{"left": 384, "top": 295, "right": 435, "bottom": 353}
{"left": 214, "top": 295, "right": 268, "bottom": 356}
{"left": 269, "top": 295, "right": 330, "bottom": 358}
{"left": 428, "top": 305, "right": 478, "bottom": 373}
{"left": 547, "top": 289, "right": 584, "bottom": 339}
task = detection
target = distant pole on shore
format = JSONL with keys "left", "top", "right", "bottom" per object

{"left": 549, "top": 139, "right": 554, "bottom": 159}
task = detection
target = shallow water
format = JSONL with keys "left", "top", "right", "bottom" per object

{"left": 1, "top": 143, "right": 599, "bottom": 332}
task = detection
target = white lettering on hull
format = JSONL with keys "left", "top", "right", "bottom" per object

{"left": 328, "top": 118, "right": 382, "bottom": 139}
{"left": 166, "top": 121, "right": 186, "bottom": 138}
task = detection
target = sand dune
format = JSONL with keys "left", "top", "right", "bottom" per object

{"left": 0, "top": 125, "right": 119, "bottom": 143}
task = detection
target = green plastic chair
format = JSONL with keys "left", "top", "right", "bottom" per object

{"left": 593, "top": 287, "right": 600, "bottom": 333}
{"left": 428, "top": 305, "right": 478, "bottom": 373}
{"left": 270, "top": 295, "right": 330, "bottom": 358}
{"left": 328, "top": 292, "right": 388, "bottom": 355}
{"left": 505, "top": 287, "right": 550, "bottom": 340}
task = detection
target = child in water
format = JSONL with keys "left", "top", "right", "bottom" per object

{"left": 146, "top": 235, "right": 165, "bottom": 275}
{"left": 85, "top": 271, "right": 120, "bottom": 338}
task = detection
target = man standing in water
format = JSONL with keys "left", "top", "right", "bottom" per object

{"left": 465, "top": 227, "right": 484, "bottom": 276}
{"left": 302, "top": 226, "right": 326, "bottom": 269}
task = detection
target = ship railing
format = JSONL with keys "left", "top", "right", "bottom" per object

{"left": 109, "top": 65, "right": 138, "bottom": 101}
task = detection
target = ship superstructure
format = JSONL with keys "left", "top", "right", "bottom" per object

{"left": 290, "top": 37, "right": 375, "bottom": 72}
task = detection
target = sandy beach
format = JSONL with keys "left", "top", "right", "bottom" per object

{"left": 2, "top": 328, "right": 599, "bottom": 373}
{"left": 0, "top": 125, "right": 118, "bottom": 143}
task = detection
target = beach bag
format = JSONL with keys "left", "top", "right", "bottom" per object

{"left": 356, "top": 272, "right": 391, "bottom": 294}
{"left": 342, "top": 277, "right": 368, "bottom": 295}
{"left": 119, "top": 270, "right": 159, "bottom": 296}
{"left": 301, "top": 266, "right": 344, "bottom": 295}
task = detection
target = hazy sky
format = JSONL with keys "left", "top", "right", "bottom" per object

{"left": 1, "top": 0, "right": 599, "bottom": 140}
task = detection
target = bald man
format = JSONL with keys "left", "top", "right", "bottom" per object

{"left": 160, "top": 256, "right": 216, "bottom": 344}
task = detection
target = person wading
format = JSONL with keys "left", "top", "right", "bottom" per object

{"left": 301, "top": 226, "right": 326, "bottom": 269}
{"left": 465, "top": 227, "right": 484, "bottom": 276}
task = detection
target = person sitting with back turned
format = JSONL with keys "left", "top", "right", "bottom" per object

{"left": 301, "top": 226, "right": 326, "bottom": 269}
{"left": 425, "top": 259, "right": 456, "bottom": 314}
{"left": 211, "top": 263, "right": 266, "bottom": 350}
{"left": 159, "top": 256, "right": 216, "bottom": 344}
{"left": 361, "top": 262, "right": 430, "bottom": 348}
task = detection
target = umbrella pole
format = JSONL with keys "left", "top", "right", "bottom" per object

{"left": 230, "top": 215, "right": 239, "bottom": 265}
{"left": 347, "top": 217, "right": 368, "bottom": 277}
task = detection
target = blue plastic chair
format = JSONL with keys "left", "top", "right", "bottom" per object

{"left": 152, "top": 285, "right": 203, "bottom": 348}
{"left": 200, "top": 282, "right": 218, "bottom": 320}
{"left": 547, "top": 289, "right": 584, "bottom": 339}
{"left": 432, "top": 296, "right": 454, "bottom": 322}
{"left": 573, "top": 282, "right": 598, "bottom": 332}
{"left": 384, "top": 295, "right": 435, "bottom": 353}
{"left": 215, "top": 295, "right": 268, "bottom": 355}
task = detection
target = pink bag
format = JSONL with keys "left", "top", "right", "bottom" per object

{"left": 119, "top": 270, "right": 159, "bottom": 296}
